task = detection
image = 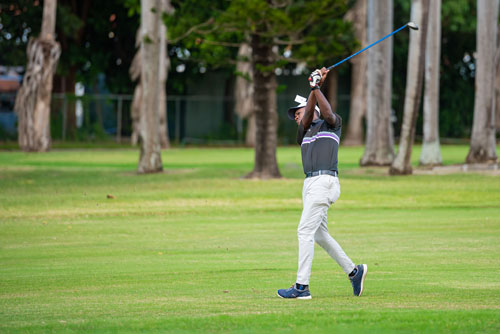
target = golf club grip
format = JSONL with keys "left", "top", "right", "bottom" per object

{"left": 327, "top": 23, "right": 409, "bottom": 70}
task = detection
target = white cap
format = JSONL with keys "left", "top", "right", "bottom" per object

{"left": 287, "top": 95, "right": 320, "bottom": 120}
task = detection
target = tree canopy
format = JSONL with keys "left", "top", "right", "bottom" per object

{"left": 166, "top": 0, "right": 358, "bottom": 74}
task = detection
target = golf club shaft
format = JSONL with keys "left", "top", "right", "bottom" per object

{"left": 327, "top": 23, "right": 411, "bottom": 70}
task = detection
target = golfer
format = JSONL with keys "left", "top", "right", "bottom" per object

{"left": 277, "top": 68, "right": 367, "bottom": 299}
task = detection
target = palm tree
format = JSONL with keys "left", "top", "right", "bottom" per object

{"left": 360, "top": 0, "right": 395, "bottom": 166}
{"left": 495, "top": 24, "right": 500, "bottom": 132}
{"left": 344, "top": 0, "right": 367, "bottom": 146}
{"left": 137, "top": 0, "right": 164, "bottom": 173}
{"left": 131, "top": 0, "right": 172, "bottom": 150}
{"left": 419, "top": 0, "right": 442, "bottom": 166}
{"left": 466, "top": 0, "right": 499, "bottom": 164}
{"left": 390, "top": 0, "right": 430, "bottom": 175}
{"left": 234, "top": 43, "right": 256, "bottom": 147}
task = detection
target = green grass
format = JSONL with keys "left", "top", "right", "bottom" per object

{"left": 1, "top": 145, "right": 499, "bottom": 333}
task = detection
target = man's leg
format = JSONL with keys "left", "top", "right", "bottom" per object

{"left": 315, "top": 220, "right": 355, "bottom": 275}
{"left": 315, "top": 205, "right": 367, "bottom": 296}
{"left": 296, "top": 178, "right": 331, "bottom": 285}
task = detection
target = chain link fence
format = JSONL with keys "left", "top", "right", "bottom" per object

{"left": 0, "top": 92, "right": 351, "bottom": 144}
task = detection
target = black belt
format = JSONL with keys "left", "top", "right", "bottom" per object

{"left": 305, "top": 170, "right": 338, "bottom": 178}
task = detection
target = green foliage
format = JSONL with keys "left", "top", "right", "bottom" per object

{"left": 392, "top": 0, "right": 478, "bottom": 139}
{"left": 0, "top": 1, "right": 139, "bottom": 94}
{"left": 0, "top": 1, "right": 43, "bottom": 65}
{"left": 143, "top": 34, "right": 153, "bottom": 44}
{"left": 442, "top": 0, "right": 476, "bottom": 32}
{"left": 57, "top": 0, "right": 139, "bottom": 93}
{"left": 56, "top": 5, "right": 84, "bottom": 40}
{"left": 166, "top": 0, "right": 357, "bottom": 73}
{"left": 123, "top": 0, "right": 140, "bottom": 17}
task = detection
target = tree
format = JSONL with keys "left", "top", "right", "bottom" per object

{"left": 343, "top": 0, "right": 367, "bottom": 146}
{"left": 390, "top": 0, "right": 429, "bottom": 175}
{"left": 466, "top": 0, "right": 499, "bottom": 164}
{"left": 157, "top": 0, "right": 173, "bottom": 149}
{"left": 419, "top": 0, "right": 442, "bottom": 166}
{"left": 15, "top": 0, "right": 61, "bottom": 152}
{"left": 248, "top": 33, "right": 280, "bottom": 178}
{"left": 137, "top": 0, "right": 164, "bottom": 173}
{"left": 130, "top": 28, "right": 143, "bottom": 146}
{"left": 360, "top": 0, "right": 395, "bottom": 166}
{"left": 167, "top": 0, "right": 356, "bottom": 179}
{"left": 234, "top": 43, "right": 256, "bottom": 147}
{"left": 131, "top": 1, "right": 172, "bottom": 149}
{"left": 496, "top": 24, "right": 500, "bottom": 132}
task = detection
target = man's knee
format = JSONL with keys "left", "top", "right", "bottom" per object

{"left": 314, "top": 233, "right": 325, "bottom": 244}
{"left": 297, "top": 225, "right": 315, "bottom": 241}
{"left": 314, "top": 232, "right": 329, "bottom": 247}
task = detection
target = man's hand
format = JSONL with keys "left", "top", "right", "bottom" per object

{"left": 318, "top": 67, "right": 329, "bottom": 87}
{"left": 308, "top": 70, "right": 322, "bottom": 89}
{"left": 309, "top": 68, "right": 329, "bottom": 89}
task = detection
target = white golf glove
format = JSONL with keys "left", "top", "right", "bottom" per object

{"left": 308, "top": 69, "right": 322, "bottom": 89}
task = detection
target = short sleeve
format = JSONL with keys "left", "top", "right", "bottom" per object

{"left": 333, "top": 114, "right": 342, "bottom": 130}
{"left": 325, "top": 114, "right": 342, "bottom": 131}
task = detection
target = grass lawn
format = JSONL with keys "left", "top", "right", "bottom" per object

{"left": 1, "top": 145, "right": 499, "bottom": 333}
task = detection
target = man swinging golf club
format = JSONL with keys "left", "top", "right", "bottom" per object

{"left": 277, "top": 68, "right": 367, "bottom": 299}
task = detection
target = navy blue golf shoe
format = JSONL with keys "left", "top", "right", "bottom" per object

{"left": 277, "top": 285, "right": 312, "bottom": 299}
{"left": 349, "top": 264, "right": 368, "bottom": 296}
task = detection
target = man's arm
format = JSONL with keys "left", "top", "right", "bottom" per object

{"left": 301, "top": 91, "right": 317, "bottom": 129}
{"left": 312, "top": 68, "right": 338, "bottom": 127}
{"left": 313, "top": 88, "right": 338, "bottom": 127}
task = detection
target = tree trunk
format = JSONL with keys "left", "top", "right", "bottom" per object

{"left": 130, "top": 28, "right": 142, "bottom": 146}
{"left": 360, "top": 0, "right": 394, "bottom": 166}
{"left": 246, "top": 34, "right": 281, "bottom": 179}
{"left": 15, "top": 0, "right": 60, "bottom": 152}
{"left": 246, "top": 114, "right": 257, "bottom": 147}
{"left": 495, "top": 24, "right": 500, "bottom": 132}
{"left": 158, "top": 0, "right": 173, "bottom": 149}
{"left": 130, "top": 83, "right": 142, "bottom": 146}
{"left": 466, "top": 0, "right": 499, "bottom": 164}
{"left": 420, "top": 0, "right": 442, "bottom": 166}
{"left": 390, "top": 0, "right": 430, "bottom": 175}
{"left": 344, "top": 0, "right": 367, "bottom": 146}
{"left": 234, "top": 42, "right": 255, "bottom": 147}
{"left": 138, "top": 0, "right": 163, "bottom": 173}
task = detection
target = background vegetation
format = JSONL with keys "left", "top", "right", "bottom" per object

{"left": 0, "top": 0, "right": 486, "bottom": 138}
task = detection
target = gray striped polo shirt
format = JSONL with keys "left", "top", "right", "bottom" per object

{"left": 296, "top": 115, "right": 342, "bottom": 174}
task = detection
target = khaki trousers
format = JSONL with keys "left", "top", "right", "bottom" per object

{"left": 296, "top": 175, "right": 355, "bottom": 285}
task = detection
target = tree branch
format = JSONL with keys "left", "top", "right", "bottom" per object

{"left": 276, "top": 55, "right": 306, "bottom": 64}
{"left": 198, "top": 39, "right": 241, "bottom": 48}
{"left": 273, "top": 37, "right": 305, "bottom": 45}
{"left": 169, "top": 17, "right": 215, "bottom": 43}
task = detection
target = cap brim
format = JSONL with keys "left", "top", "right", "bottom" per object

{"left": 287, "top": 106, "right": 320, "bottom": 121}
{"left": 287, "top": 107, "right": 302, "bottom": 120}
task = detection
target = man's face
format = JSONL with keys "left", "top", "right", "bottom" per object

{"left": 294, "top": 108, "right": 305, "bottom": 125}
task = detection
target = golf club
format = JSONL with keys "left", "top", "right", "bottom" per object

{"left": 326, "top": 21, "right": 419, "bottom": 70}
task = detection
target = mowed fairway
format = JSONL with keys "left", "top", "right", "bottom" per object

{"left": 1, "top": 145, "right": 499, "bottom": 333}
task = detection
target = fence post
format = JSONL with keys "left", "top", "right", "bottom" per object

{"left": 62, "top": 94, "right": 67, "bottom": 141}
{"left": 117, "top": 97, "right": 122, "bottom": 143}
{"left": 175, "top": 97, "right": 181, "bottom": 144}
{"left": 237, "top": 115, "right": 243, "bottom": 142}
